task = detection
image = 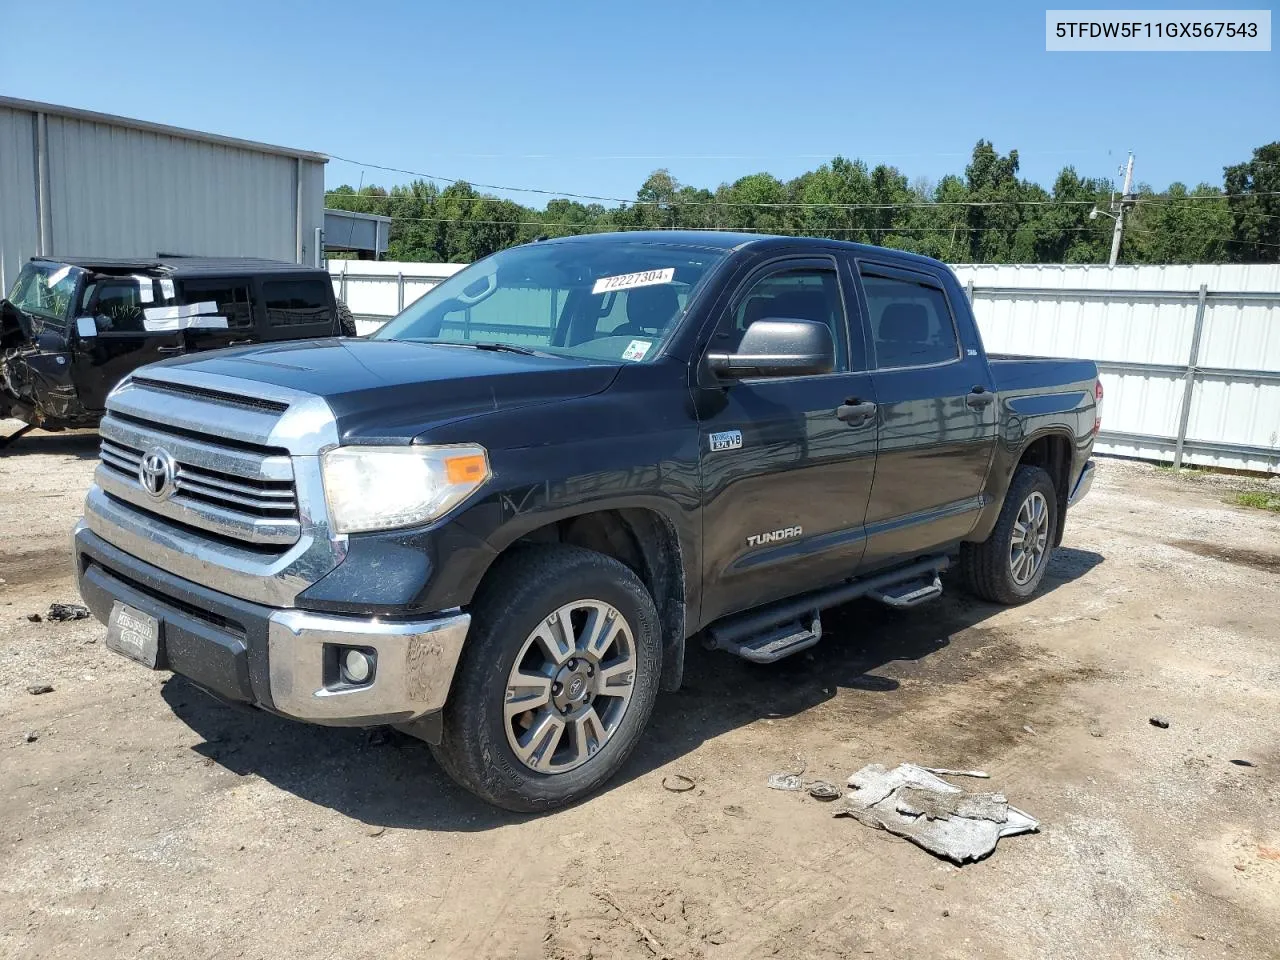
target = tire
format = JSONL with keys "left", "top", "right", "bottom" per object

{"left": 430, "top": 545, "right": 662, "bottom": 812}
{"left": 335, "top": 298, "right": 357, "bottom": 337}
{"left": 960, "top": 465, "right": 1058, "bottom": 605}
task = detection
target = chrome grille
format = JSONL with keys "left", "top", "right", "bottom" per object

{"left": 97, "top": 417, "right": 301, "bottom": 547}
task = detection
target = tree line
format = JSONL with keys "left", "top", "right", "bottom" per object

{"left": 325, "top": 140, "right": 1280, "bottom": 265}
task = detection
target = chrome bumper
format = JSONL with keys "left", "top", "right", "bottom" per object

{"left": 267, "top": 609, "right": 470, "bottom": 725}
{"left": 1068, "top": 460, "right": 1095, "bottom": 506}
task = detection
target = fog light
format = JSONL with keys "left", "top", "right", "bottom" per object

{"left": 341, "top": 648, "right": 374, "bottom": 684}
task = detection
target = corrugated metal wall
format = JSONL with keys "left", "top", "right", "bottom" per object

{"left": 0, "top": 107, "right": 39, "bottom": 294}
{"left": 335, "top": 258, "right": 1280, "bottom": 474}
{"left": 952, "top": 264, "right": 1280, "bottom": 473}
{"left": 0, "top": 100, "right": 325, "bottom": 295}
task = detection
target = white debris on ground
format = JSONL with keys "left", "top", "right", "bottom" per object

{"left": 835, "top": 762, "right": 1039, "bottom": 864}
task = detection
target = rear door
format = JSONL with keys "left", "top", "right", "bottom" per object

{"left": 177, "top": 278, "right": 257, "bottom": 354}
{"left": 851, "top": 259, "right": 997, "bottom": 570}
{"left": 697, "top": 255, "right": 878, "bottom": 625}
{"left": 72, "top": 277, "right": 185, "bottom": 411}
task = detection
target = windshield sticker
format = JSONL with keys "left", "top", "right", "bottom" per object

{"left": 133, "top": 275, "right": 154, "bottom": 303}
{"left": 622, "top": 339, "right": 652, "bottom": 362}
{"left": 592, "top": 267, "right": 675, "bottom": 296}
{"left": 160, "top": 278, "right": 175, "bottom": 300}
{"left": 47, "top": 265, "right": 73, "bottom": 287}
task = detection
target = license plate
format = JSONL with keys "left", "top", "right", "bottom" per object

{"left": 106, "top": 602, "right": 162, "bottom": 669}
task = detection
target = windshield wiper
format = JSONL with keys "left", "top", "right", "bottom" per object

{"left": 468, "top": 341, "right": 540, "bottom": 356}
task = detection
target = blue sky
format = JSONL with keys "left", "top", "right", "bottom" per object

{"left": 2, "top": 0, "right": 1275, "bottom": 205}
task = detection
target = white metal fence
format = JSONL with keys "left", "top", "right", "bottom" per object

{"left": 331, "top": 260, "right": 1280, "bottom": 474}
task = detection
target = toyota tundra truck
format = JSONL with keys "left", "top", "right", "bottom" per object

{"left": 72, "top": 231, "right": 1100, "bottom": 811}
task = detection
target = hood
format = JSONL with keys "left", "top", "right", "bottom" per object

{"left": 149, "top": 338, "right": 622, "bottom": 443}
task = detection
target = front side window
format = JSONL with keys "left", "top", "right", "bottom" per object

{"left": 263, "top": 278, "right": 332, "bottom": 328}
{"left": 6, "top": 261, "right": 83, "bottom": 325}
{"left": 861, "top": 272, "right": 960, "bottom": 369}
{"left": 713, "top": 267, "right": 848, "bottom": 372}
{"left": 374, "top": 241, "right": 727, "bottom": 363}
{"left": 91, "top": 281, "right": 148, "bottom": 332}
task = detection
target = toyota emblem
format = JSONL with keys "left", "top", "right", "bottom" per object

{"left": 138, "top": 447, "right": 176, "bottom": 500}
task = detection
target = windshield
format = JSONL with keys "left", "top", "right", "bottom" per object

{"left": 373, "top": 241, "right": 728, "bottom": 362}
{"left": 6, "top": 261, "right": 83, "bottom": 324}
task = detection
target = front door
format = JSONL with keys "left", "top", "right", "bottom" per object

{"left": 852, "top": 260, "right": 997, "bottom": 570}
{"left": 72, "top": 277, "right": 185, "bottom": 412}
{"left": 696, "top": 257, "right": 878, "bottom": 625}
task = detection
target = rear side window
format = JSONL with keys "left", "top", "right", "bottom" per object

{"left": 262, "top": 278, "right": 332, "bottom": 328}
{"left": 180, "top": 280, "right": 254, "bottom": 329}
{"left": 861, "top": 272, "right": 960, "bottom": 369}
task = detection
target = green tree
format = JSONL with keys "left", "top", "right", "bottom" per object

{"left": 1224, "top": 142, "right": 1280, "bottom": 262}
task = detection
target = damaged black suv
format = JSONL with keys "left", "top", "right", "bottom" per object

{"left": 1, "top": 256, "right": 354, "bottom": 446}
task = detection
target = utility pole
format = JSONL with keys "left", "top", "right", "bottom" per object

{"left": 1108, "top": 152, "right": 1134, "bottom": 267}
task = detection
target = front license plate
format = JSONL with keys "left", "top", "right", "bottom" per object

{"left": 105, "top": 602, "right": 162, "bottom": 669}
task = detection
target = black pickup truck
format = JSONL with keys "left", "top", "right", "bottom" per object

{"left": 72, "top": 231, "right": 1100, "bottom": 811}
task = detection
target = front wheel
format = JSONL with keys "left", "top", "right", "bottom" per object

{"left": 960, "top": 464, "right": 1058, "bottom": 605}
{"left": 430, "top": 545, "right": 662, "bottom": 812}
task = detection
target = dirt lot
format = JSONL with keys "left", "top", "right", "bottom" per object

{"left": 2, "top": 426, "right": 1278, "bottom": 960}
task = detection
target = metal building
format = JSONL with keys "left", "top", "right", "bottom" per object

{"left": 0, "top": 96, "right": 327, "bottom": 294}
{"left": 324, "top": 208, "right": 391, "bottom": 260}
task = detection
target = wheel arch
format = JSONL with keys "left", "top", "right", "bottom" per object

{"left": 1016, "top": 430, "right": 1073, "bottom": 546}
{"left": 474, "top": 505, "right": 689, "bottom": 691}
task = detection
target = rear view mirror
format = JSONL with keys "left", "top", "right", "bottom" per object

{"left": 706, "top": 318, "right": 836, "bottom": 378}
{"left": 75, "top": 316, "right": 98, "bottom": 339}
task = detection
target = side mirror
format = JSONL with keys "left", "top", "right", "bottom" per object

{"left": 706, "top": 318, "right": 836, "bottom": 379}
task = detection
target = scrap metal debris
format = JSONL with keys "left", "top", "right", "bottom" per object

{"left": 26, "top": 683, "right": 54, "bottom": 696}
{"left": 807, "top": 781, "right": 841, "bottom": 801}
{"left": 922, "top": 767, "right": 990, "bottom": 779}
{"left": 835, "top": 763, "right": 1038, "bottom": 864}
{"left": 661, "top": 774, "right": 695, "bottom": 792}
{"left": 767, "top": 772, "right": 804, "bottom": 791}
{"left": 1149, "top": 716, "right": 1171, "bottom": 729}
{"left": 47, "top": 602, "right": 91, "bottom": 622}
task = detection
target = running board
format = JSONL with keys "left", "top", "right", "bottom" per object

{"left": 705, "top": 554, "right": 950, "bottom": 664}
{"left": 868, "top": 574, "right": 943, "bottom": 608}
{"left": 709, "top": 612, "right": 822, "bottom": 664}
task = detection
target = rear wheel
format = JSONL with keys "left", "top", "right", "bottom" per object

{"left": 430, "top": 545, "right": 662, "bottom": 812}
{"left": 960, "top": 465, "right": 1057, "bottom": 605}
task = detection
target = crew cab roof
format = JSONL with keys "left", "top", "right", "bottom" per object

{"left": 536, "top": 230, "right": 950, "bottom": 271}
{"left": 29, "top": 256, "right": 322, "bottom": 279}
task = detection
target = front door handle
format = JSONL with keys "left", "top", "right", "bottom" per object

{"left": 228, "top": 339, "right": 253, "bottom": 345}
{"left": 155, "top": 345, "right": 184, "bottom": 354}
{"left": 966, "top": 386, "right": 995, "bottom": 408}
{"left": 837, "top": 399, "right": 877, "bottom": 423}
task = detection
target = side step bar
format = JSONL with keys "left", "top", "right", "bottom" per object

{"left": 707, "top": 554, "right": 950, "bottom": 663}
{"left": 868, "top": 574, "right": 943, "bottom": 609}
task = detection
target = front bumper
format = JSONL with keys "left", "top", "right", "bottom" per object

{"left": 74, "top": 523, "right": 469, "bottom": 726}
{"left": 1068, "top": 460, "right": 1096, "bottom": 506}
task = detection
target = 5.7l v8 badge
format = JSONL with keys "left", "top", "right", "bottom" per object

{"left": 709, "top": 430, "right": 743, "bottom": 451}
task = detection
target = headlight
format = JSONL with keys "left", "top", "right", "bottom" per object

{"left": 321, "top": 444, "right": 491, "bottom": 534}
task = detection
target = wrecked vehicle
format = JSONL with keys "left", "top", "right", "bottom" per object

{"left": 1, "top": 256, "right": 355, "bottom": 445}
{"left": 72, "top": 231, "right": 1100, "bottom": 811}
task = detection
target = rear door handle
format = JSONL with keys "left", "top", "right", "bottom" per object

{"left": 837, "top": 399, "right": 877, "bottom": 423}
{"left": 966, "top": 386, "right": 995, "bottom": 408}
{"left": 155, "top": 345, "right": 184, "bottom": 354}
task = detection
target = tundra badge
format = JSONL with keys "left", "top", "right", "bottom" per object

{"left": 709, "top": 430, "right": 743, "bottom": 451}
{"left": 747, "top": 526, "right": 802, "bottom": 547}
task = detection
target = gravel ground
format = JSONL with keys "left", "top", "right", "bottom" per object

{"left": 2, "top": 428, "right": 1278, "bottom": 960}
